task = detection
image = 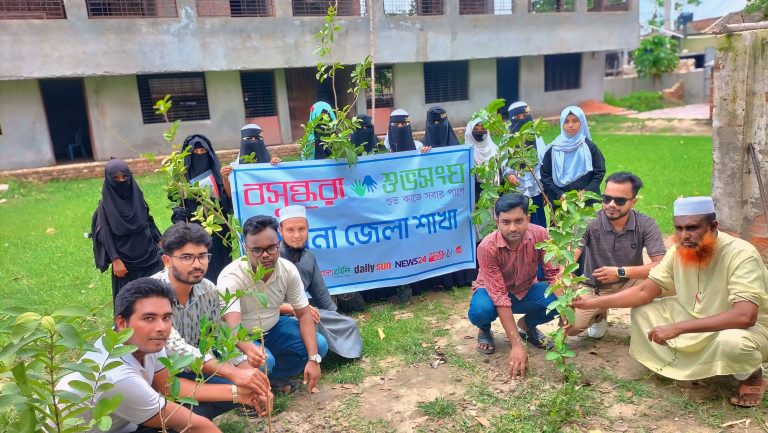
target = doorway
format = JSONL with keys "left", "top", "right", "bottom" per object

{"left": 496, "top": 57, "right": 520, "bottom": 118}
{"left": 284, "top": 67, "right": 353, "bottom": 141}
{"left": 39, "top": 78, "right": 92, "bottom": 163}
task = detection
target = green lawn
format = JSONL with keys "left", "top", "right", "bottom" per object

{"left": 0, "top": 132, "right": 711, "bottom": 314}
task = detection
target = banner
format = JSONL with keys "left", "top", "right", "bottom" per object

{"left": 231, "top": 145, "right": 476, "bottom": 294}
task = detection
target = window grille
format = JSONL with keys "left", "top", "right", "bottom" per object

{"left": 241, "top": 71, "right": 277, "bottom": 117}
{"left": 383, "top": 0, "right": 443, "bottom": 16}
{"left": 424, "top": 61, "right": 469, "bottom": 104}
{"left": 528, "top": 0, "right": 573, "bottom": 13}
{"left": 196, "top": 0, "right": 273, "bottom": 16}
{"left": 86, "top": 0, "right": 178, "bottom": 17}
{"left": 0, "top": 0, "right": 66, "bottom": 19}
{"left": 366, "top": 66, "right": 394, "bottom": 109}
{"left": 137, "top": 73, "right": 210, "bottom": 124}
{"left": 459, "top": 0, "right": 513, "bottom": 15}
{"left": 588, "top": 0, "right": 629, "bottom": 12}
{"left": 291, "top": 0, "right": 365, "bottom": 17}
{"left": 544, "top": 53, "right": 581, "bottom": 92}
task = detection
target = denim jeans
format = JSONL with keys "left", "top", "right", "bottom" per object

{"left": 467, "top": 282, "right": 559, "bottom": 331}
{"left": 176, "top": 371, "right": 236, "bottom": 420}
{"left": 255, "top": 315, "right": 329, "bottom": 379}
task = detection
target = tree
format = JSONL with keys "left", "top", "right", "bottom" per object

{"left": 744, "top": 0, "right": 768, "bottom": 18}
{"left": 632, "top": 35, "right": 679, "bottom": 80}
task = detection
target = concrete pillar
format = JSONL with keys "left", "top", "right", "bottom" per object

{"left": 274, "top": 68, "right": 293, "bottom": 143}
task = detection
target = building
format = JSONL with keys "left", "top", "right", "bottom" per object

{"left": 0, "top": 0, "right": 639, "bottom": 171}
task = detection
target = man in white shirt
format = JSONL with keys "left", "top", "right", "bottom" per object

{"left": 217, "top": 215, "right": 328, "bottom": 392}
{"left": 57, "top": 278, "right": 269, "bottom": 433}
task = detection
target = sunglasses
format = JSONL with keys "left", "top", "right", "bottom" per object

{"left": 601, "top": 194, "right": 633, "bottom": 206}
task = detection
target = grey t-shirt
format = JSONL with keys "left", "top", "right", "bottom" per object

{"left": 578, "top": 209, "right": 666, "bottom": 288}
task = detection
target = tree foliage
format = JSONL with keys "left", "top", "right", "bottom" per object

{"left": 632, "top": 35, "right": 679, "bottom": 80}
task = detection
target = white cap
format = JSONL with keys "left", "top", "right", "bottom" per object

{"left": 278, "top": 205, "right": 307, "bottom": 223}
{"left": 673, "top": 196, "right": 715, "bottom": 216}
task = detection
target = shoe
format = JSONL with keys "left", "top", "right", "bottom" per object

{"left": 587, "top": 318, "right": 608, "bottom": 338}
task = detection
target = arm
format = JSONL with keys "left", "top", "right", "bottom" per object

{"left": 648, "top": 301, "right": 759, "bottom": 345}
{"left": 539, "top": 150, "right": 563, "bottom": 200}
{"left": 496, "top": 307, "right": 528, "bottom": 378}
{"left": 220, "top": 165, "right": 233, "bottom": 199}
{"left": 593, "top": 255, "right": 664, "bottom": 284}
{"left": 222, "top": 311, "right": 267, "bottom": 369}
{"left": 584, "top": 140, "right": 606, "bottom": 194}
{"left": 294, "top": 306, "right": 322, "bottom": 391}
{"left": 572, "top": 278, "right": 663, "bottom": 311}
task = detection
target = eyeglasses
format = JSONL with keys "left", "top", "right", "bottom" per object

{"left": 601, "top": 194, "right": 633, "bottom": 206}
{"left": 248, "top": 244, "right": 279, "bottom": 256}
{"left": 171, "top": 253, "right": 212, "bottom": 265}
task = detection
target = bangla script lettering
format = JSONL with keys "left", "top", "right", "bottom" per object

{"left": 381, "top": 164, "right": 466, "bottom": 193}
{"left": 242, "top": 178, "right": 345, "bottom": 208}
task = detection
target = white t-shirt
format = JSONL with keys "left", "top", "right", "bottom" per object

{"left": 217, "top": 257, "right": 309, "bottom": 331}
{"left": 56, "top": 338, "right": 167, "bottom": 433}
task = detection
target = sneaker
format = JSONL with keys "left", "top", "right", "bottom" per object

{"left": 587, "top": 318, "right": 608, "bottom": 338}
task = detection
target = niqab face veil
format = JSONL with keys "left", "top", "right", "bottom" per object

{"left": 182, "top": 134, "right": 225, "bottom": 196}
{"left": 423, "top": 106, "right": 459, "bottom": 148}
{"left": 350, "top": 114, "right": 378, "bottom": 153}
{"left": 101, "top": 159, "right": 148, "bottom": 236}
{"left": 385, "top": 109, "right": 417, "bottom": 153}
{"left": 240, "top": 124, "right": 271, "bottom": 164}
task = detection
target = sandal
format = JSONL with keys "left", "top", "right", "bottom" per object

{"left": 729, "top": 378, "right": 767, "bottom": 408}
{"left": 476, "top": 328, "right": 495, "bottom": 355}
{"left": 518, "top": 326, "right": 554, "bottom": 350}
{"left": 270, "top": 378, "right": 300, "bottom": 394}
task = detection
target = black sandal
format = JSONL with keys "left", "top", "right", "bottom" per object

{"left": 519, "top": 326, "right": 554, "bottom": 350}
{"left": 476, "top": 328, "right": 495, "bottom": 355}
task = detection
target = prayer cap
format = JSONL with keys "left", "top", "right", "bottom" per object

{"left": 241, "top": 124, "right": 262, "bottom": 138}
{"left": 279, "top": 205, "right": 307, "bottom": 223}
{"left": 673, "top": 196, "right": 715, "bottom": 216}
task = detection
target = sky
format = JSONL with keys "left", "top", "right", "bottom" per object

{"left": 639, "top": 0, "right": 748, "bottom": 27}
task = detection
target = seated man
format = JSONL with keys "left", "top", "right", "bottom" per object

{"left": 152, "top": 222, "right": 271, "bottom": 419}
{"left": 217, "top": 215, "right": 328, "bottom": 392}
{"left": 57, "top": 278, "right": 269, "bottom": 433}
{"left": 569, "top": 172, "right": 667, "bottom": 338}
{"left": 277, "top": 205, "right": 363, "bottom": 359}
{"left": 573, "top": 197, "right": 768, "bottom": 407}
{"left": 467, "top": 193, "right": 559, "bottom": 370}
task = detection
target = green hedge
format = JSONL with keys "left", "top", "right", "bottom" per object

{"left": 604, "top": 91, "right": 665, "bottom": 112}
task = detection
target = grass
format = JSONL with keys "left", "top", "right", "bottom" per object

{"left": 418, "top": 397, "right": 457, "bottom": 418}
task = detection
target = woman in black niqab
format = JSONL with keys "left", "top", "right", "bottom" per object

{"left": 239, "top": 124, "right": 272, "bottom": 164}
{"left": 171, "top": 134, "right": 233, "bottom": 281}
{"left": 91, "top": 159, "right": 163, "bottom": 303}
{"left": 350, "top": 114, "right": 379, "bottom": 153}
{"left": 423, "top": 106, "right": 460, "bottom": 148}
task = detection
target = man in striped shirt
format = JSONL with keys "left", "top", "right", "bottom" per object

{"left": 467, "top": 193, "right": 559, "bottom": 377}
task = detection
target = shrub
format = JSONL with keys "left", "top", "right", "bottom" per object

{"left": 604, "top": 91, "right": 665, "bottom": 112}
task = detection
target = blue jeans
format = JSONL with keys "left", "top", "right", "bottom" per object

{"left": 176, "top": 372, "right": 235, "bottom": 420}
{"left": 255, "top": 315, "right": 329, "bottom": 379}
{"left": 467, "top": 283, "right": 559, "bottom": 331}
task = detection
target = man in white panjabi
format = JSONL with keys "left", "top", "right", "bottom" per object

{"left": 573, "top": 196, "right": 768, "bottom": 407}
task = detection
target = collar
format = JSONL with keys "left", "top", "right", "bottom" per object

{"left": 492, "top": 228, "right": 533, "bottom": 251}
{"left": 598, "top": 209, "right": 637, "bottom": 235}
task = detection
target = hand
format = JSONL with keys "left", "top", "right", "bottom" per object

{"left": 506, "top": 174, "right": 520, "bottom": 186}
{"left": 362, "top": 175, "right": 378, "bottom": 192}
{"left": 507, "top": 344, "right": 528, "bottom": 379}
{"left": 237, "top": 384, "right": 274, "bottom": 417}
{"left": 112, "top": 258, "right": 128, "bottom": 278}
{"left": 420, "top": 146, "right": 432, "bottom": 153}
{"left": 570, "top": 295, "right": 593, "bottom": 310}
{"left": 228, "top": 367, "right": 271, "bottom": 398}
{"left": 309, "top": 306, "right": 321, "bottom": 324}
{"left": 270, "top": 157, "right": 281, "bottom": 165}
{"left": 303, "top": 360, "right": 322, "bottom": 393}
{"left": 244, "top": 345, "right": 267, "bottom": 369}
{"left": 647, "top": 324, "right": 681, "bottom": 346}
{"left": 220, "top": 165, "right": 234, "bottom": 177}
{"left": 593, "top": 266, "right": 620, "bottom": 284}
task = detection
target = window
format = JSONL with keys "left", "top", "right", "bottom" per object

{"left": 366, "top": 66, "right": 394, "bottom": 109}
{"left": 86, "top": 0, "right": 177, "bottom": 17}
{"left": 544, "top": 53, "right": 581, "bottom": 92}
{"left": 291, "top": 0, "right": 364, "bottom": 17}
{"left": 384, "top": 0, "right": 443, "bottom": 16}
{"left": 0, "top": 0, "right": 66, "bottom": 19}
{"left": 459, "top": 0, "right": 513, "bottom": 15}
{"left": 137, "top": 73, "right": 210, "bottom": 124}
{"left": 424, "top": 61, "right": 469, "bottom": 104}
{"left": 196, "top": 0, "right": 273, "bottom": 17}
{"left": 588, "top": 0, "right": 629, "bottom": 12}
{"left": 240, "top": 71, "right": 277, "bottom": 117}
{"left": 528, "top": 0, "right": 573, "bottom": 13}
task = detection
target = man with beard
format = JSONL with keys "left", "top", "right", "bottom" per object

{"left": 568, "top": 172, "right": 666, "bottom": 338}
{"left": 152, "top": 222, "right": 272, "bottom": 419}
{"left": 276, "top": 205, "right": 363, "bottom": 359}
{"left": 573, "top": 196, "right": 768, "bottom": 407}
{"left": 467, "top": 193, "right": 560, "bottom": 363}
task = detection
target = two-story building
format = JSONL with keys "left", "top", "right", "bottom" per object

{"left": 0, "top": 0, "right": 639, "bottom": 171}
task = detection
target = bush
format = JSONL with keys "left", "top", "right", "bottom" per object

{"left": 632, "top": 35, "right": 679, "bottom": 80}
{"left": 604, "top": 91, "right": 665, "bottom": 112}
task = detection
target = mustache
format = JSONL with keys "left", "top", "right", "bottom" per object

{"left": 673, "top": 231, "right": 717, "bottom": 267}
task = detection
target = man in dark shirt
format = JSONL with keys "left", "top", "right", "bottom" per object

{"left": 569, "top": 172, "right": 666, "bottom": 338}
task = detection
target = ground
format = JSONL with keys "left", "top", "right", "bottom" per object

{"left": 215, "top": 288, "right": 768, "bottom": 433}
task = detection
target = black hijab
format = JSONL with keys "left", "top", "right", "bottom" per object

{"left": 350, "top": 114, "right": 378, "bottom": 153}
{"left": 240, "top": 124, "right": 271, "bottom": 164}
{"left": 100, "top": 159, "right": 148, "bottom": 236}
{"left": 386, "top": 110, "right": 417, "bottom": 153}
{"left": 423, "top": 106, "right": 460, "bottom": 148}
{"left": 508, "top": 102, "right": 534, "bottom": 134}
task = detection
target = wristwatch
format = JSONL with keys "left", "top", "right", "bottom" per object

{"left": 617, "top": 267, "right": 626, "bottom": 278}
{"left": 308, "top": 354, "right": 322, "bottom": 364}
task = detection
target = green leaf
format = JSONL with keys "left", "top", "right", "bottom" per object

{"left": 255, "top": 292, "right": 269, "bottom": 308}
{"left": 544, "top": 351, "right": 561, "bottom": 361}
{"left": 0, "top": 392, "right": 28, "bottom": 408}
{"left": 96, "top": 415, "right": 112, "bottom": 432}
{"left": 108, "top": 345, "right": 137, "bottom": 358}
{"left": 51, "top": 306, "right": 91, "bottom": 320}
{"left": 68, "top": 379, "right": 94, "bottom": 395}
{"left": 7, "top": 405, "right": 36, "bottom": 433}
{"left": 170, "top": 377, "right": 180, "bottom": 397}
{"left": 12, "top": 313, "right": 41, "bottom": 341}
{"left": 177, "top": 396, "right": 199, "bottom": 406}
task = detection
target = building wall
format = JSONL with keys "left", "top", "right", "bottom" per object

{"left": 0, "top": 80, "right": 55, "bottom": 170}
{"left": 84, "top": 71, "right": 244, "bottom": 162}
{"left": 603, "top": 69, "right": 707, "bottom": 104}
{"left": 0, "top": 0, "right": 639, "bottom": 80}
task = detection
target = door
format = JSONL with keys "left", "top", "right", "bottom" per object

{"left": 284, "top": 67, "right": 354, "bottom": 142}
{"left": 39, "top": 78, "right": 92, "bottom": 163}
{"left": 496, "top": 57, "right": 520, "bottom": 118}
